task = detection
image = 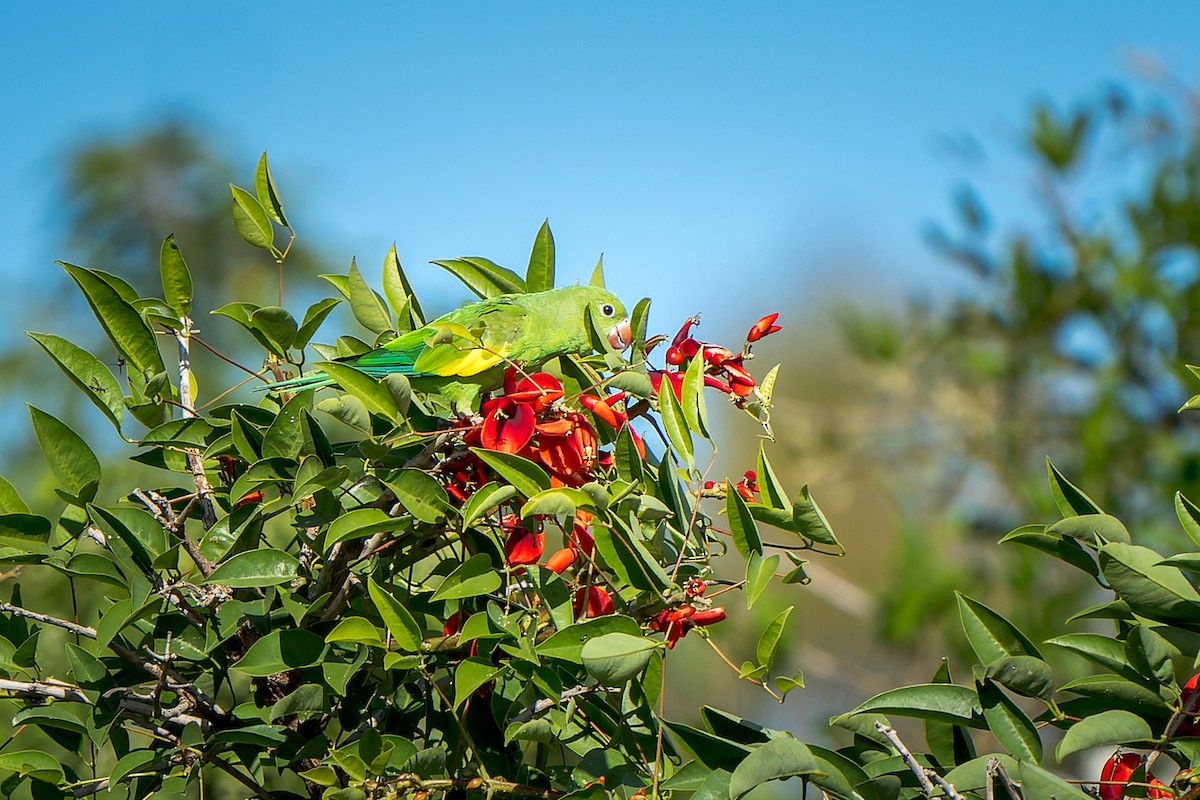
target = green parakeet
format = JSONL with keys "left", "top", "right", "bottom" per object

{"left": 269, "top": 285, "right": 631, "bottom": 410}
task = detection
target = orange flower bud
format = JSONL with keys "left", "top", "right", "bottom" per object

{"left": 746, "top": 312, "right": 781, "bottom": 343}
{"left": 545, "top": 547, "right": 577, "bottom": 573}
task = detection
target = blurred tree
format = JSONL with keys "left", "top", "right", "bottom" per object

{"left": 780, "top": 75, "right": 1200, "bottom": 649}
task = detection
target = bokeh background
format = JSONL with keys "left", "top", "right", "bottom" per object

{"left": 5, "top": 0, "right": 1200, "bottom": 771}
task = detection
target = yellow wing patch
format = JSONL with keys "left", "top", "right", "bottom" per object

{"left": 413, "top": 323, "right": 510, "bottom": 377}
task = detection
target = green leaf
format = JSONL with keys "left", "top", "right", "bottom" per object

{"left": 525, "top": 219, "right": 555, "bottom": 294}
{"left": 383, "top": 469, "right": 450, "bottom": 524}
{"left": 521, "top": 487, "right": 593, "bottom": 521}
{"left": 367, "top": 579, "right": 424, "bottom": 652}
{"left": 470, "top": 448, "right": 551, "bottom": 498}
{"left": 681, "top": 351, "right": 712, "bottom": 440}
{"left": 454, "top": 657, "right": 504, "bottom": 707}
{"left": 381, "top": 243, "right": 424, "bottom": 328}
{"left": 1046, "top": 458, "right": 1103, "bottom": 517}
{"left": 28, "top": 405, "right": 100, "bottom": 497}
{"left": 956, "top": 592, "right": 1043, "bottom": 663}
{"left": 204, "top": 549, "right": 300, "bottom": 588}
{"left": 230, "top": 184, "right": 274, "bottom": 250}
{"left": 849, "top": 683, "right": 985, "bottom": 727}
{"left": 580, "top": 632, "right": 657, "bottom": 685}
{"left": 27, "top": 333, "right": 124, "bottom": 431}
{"left": 793, "top": 485, "right": 840, "bottom": 548}
{"left": 159, "top": 234, "right": 192, "bottom": 318}
{"left": 0, "top": 478, "right": 29, "bottom": 515}
{"left": 431, "top": 256, "right": 525, "bottom": 299}
{"left": 978, "top": 678, "right": 1042, "bottom": 762}
{"left": 295, "top": 298, "right": 342, "bottom": 349}
{"left": 348, "top": 258, "right": 394, "bottom": 336}
{"left": 249, "top": 306, "right": 298, "bottom": 354}
{"left": 254, "top": 151, "right": 288, "bottom": 226}
{"left": 316, "top": 362, "right": 403, "bottom": 423}
{"left": 0, "top": 515, "right": 51, "bottom": 554}
{"left": 756, "top": 444, "right": 791, "bottom": 511}
{"left": 745, "top": 552, "right": 778, "bottom": 610}
{"left": 1100, "top": 541, "right": 1200, "bottom": 621}
{"left": 65, "top": 643, "right": 106, "bottom": 685}
{"left": 727, "top": 488, "right": 762, "bottom": 559}
{"left": 1045, "top": 633, "right": 1141, "bottom": 680}
{"left": 461, "top": 482, "right": 518, "bottom": 529}
{"left": 232, "top": 630, "right": 325, "bottom": 676}
{"left": 1048, "top": 513, "right": 1130, "bottom": 544}
{"left": 325, "top": 616, "right": 386, "bottom": 648}
{"left": 1056, "top": 709, "right": 1153, "bottom": 760}
{"left": 729, "top": 737, "right": 822, "bottom": 800}
{"left": 999, "top": 524, "right": 1100, "bottom": 577}
{"left": 592, "top": 521, "right": 672, "bottom": 592}
{"left": 537, "top": 615, "right": 641, "bottom": 663}
{"left": 262, "top": 391, "right": 311, "bottom": 460}
{"left": 1017, "top": 760, "right": 1090, "bottom": 799}
{"left": 1176, "top": 491, "right": 1200, "bottom": 548}
{"left": 658, "top": 378, "right": 694, "bottom": 471}
{"left": 61, "top": 262, "right": 166, "bottom": 376}
{"left": 270, "top": 684, "right": 325, "bottom": 723}
{"left": 108, "top": 749, "right": 159, "bottom": 786}
{"left": 0, "top": 750, "right": 64, "bottom": 784}
{"left": 87, "top": 505, "right": 162, "bottom": 571}
{"left": 984, "top": 655, "right": 1055, "bottom": 702}
{"left": 756, "top": 606, "right": 794, "bottom": 670}
{"left": 431, "top": 553, "right": 502, "bottom": 601}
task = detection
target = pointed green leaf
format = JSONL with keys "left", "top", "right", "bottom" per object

{"left": 28, "top": 332, "right": 124, "bottom": 430}
{"left": 431, "top": 257, "right": 525, "bottom": 300}
{"left": 756, "top": 605, "right": 793, "bottom": 670}
{"left": 254, "top": 151, "right": 288, "bottom": 227}
{"left": 956, "top": 592, "right": 1043, "bottom": 663}
{"left": 233, "top": 630, "right": 325, "bottom": 676}
{"left": 537, "top": 615, "right": 641, "bottom": 663}
{"left": 525, "top": 219, "right": 555, "bottom": 293}
{"left": 1017, "top": 760, "right": 1090, "bottom": 799}
{"left": 348, "top": 258, "right": 394, "bottom": 336}
{"left": 230, "top": 184, "right": 274, "bottom": 250}
{"left": 28, "top": 405, "right": 100, "bottom": 497}
{"left": 727, "top": 488, "right": 762, "bottom": 558}
{"left": 850, "top": 683, "right": 985, "bottom": 727}
{"left": 383, "top": 469, "right": 450, "bottom": 524}
{"left": 461, "top": 482, "right": 518, "bottom": 529}
{"left": 681, "top": 352, "right": 711, "bottom": 440}
{"left": 61, "top": 263, "right": 165, "bottom": 376}
{"left": 1048, "top": 514, "right": 1130, "bottom": 544}
{"left": 0, "top": 478, "right": 29, "bottom": 515}
{"left": 1100, "top": 541, "right": 1200, "bottom": 621}
{"left": 381, "top": 243, "right": 424, "bottom": 327}
{"left": 326, "top": 616, "right": 386, "bottom": 648}
{"left": 1175, "top": 492, "right": 1200, "bottom": 548}
{"left": 158, "top": 234, "right": 192, "bottom": 318}
{"left": 316, "top": 362, "right": 402, "bottom": 424}
{"left": 367, "top": 579, "right": 424, "bottom": 652}
{"left": 295, "top": 298, "right": 342, "bottom": 349}
{"left": 1056, "top": 709, "right": 1153, "bottom": 760}
{"left": 793, "top": 485, "right": 840, "bottom": 548}
{"left": 657, "top": 376, "right": 694, "bottom": 471}
{"left": 745, "top": 552, "right": 778, "bottom": 609}
{"left": 204, "top": 549, "right": 300, "bottom": 588}
{"left": 431, "top": 553, "right": 502, "bottom": 601}
{"left": 729, "top": 737, "right": 821, "bottom": 800}
{"left": 470, "top": 448, "right": 551, "bottom": 499}
{"left": 0, "top": 514, "right": 51, "bottom": 553}
{"left": 978, "top": 678, "right": 1042, "bottom": 762}
{"left": 984, "top": 655, "right": 1055, "bottom": 702}
{"left": 580, "top": 632, "right": 656, "bottom": 685}
{"left": 1046, "top": 459, "right": 1103, "bottom": 517}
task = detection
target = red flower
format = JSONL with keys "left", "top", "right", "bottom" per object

{"left": 649, "top": 370, "right": 685, "bottom": 402}
{"left": 746, "top": 312, "right": 781, "bottom": 343}
{"left": 443, "top": 611, "right": 467, "bottom": 637}
{"left": 480, "top": 397, "right": 536, "bottom": 454}
{"left": 573, "top": 586, "right": 614, "bottom": 619}
{"left": 545, "top": 548, "right": 577, "bottom": 573}
{"left": 1099, "top": 752, "right": 1142, "bottom": 800}
{"left": 508, "top": 372, "right": 564, "bottom": 413}
{"left": 503, "top": 514, "right": 544, "bottom": 565}
{"left": 1180, "top": 673, "right": 1200, "bottom": 735}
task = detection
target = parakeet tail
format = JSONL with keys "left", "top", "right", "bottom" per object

{"left": 263, "top": 373, "right": 336, "bottom": 393}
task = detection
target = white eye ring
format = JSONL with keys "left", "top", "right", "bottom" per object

{"left": 600, "top": 304, "right": 615, "bottom": 317}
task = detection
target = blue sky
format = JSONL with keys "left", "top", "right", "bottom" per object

{"left": 2, "top": 3, "right": 1199, "bottom": 346}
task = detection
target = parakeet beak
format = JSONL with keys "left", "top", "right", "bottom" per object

{"left": 608, "top": 319, "right": 632, "bottom": 351}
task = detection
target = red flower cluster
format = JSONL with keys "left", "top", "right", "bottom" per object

{"left": 703, "top": 471, "right": 759, "bottom": 502}
{"left": 649, "top": 314, "right": 780, "bottom": 407}
{"left": 468, "top": 369, "right": 633, "bottom": 488}
{"left": 1099, "top": 751, "right": 1170, "bottom": 799}
{"left": 648, "top": 605, "right": 726, "bottom": 649}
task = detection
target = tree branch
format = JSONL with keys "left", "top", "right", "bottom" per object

{"left": 175, "top": 320, "right": 218, "bottom": 533}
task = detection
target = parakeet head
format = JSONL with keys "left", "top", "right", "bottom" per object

{"left": 572, "top": 285, "right": 631, "bottom": 351}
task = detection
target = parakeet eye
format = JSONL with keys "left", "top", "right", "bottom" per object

{"left": 600, "top": 303, "right": 615, "bottom": 317}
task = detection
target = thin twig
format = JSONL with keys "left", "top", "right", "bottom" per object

{"left": 509, "top": 684, "right": 621, "bottom": 724}
{"left": 987, "top": 758, "right": 1021, "bottom": 800}
{"left": 876, "top": 722, "right": 939, "bottom": 797}
{"left": 0, "top": 602, "right": 96, "bottom": 638}
{"left": 206, "top": 752, "right": 276, "bottom": 800}
{"left": 133, "top": 487, "right": 213, "bottom": 576}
